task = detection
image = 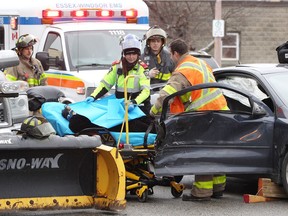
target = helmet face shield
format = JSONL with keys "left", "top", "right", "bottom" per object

{"left": 16, "top": 34, "right": 38, "bottom": 48}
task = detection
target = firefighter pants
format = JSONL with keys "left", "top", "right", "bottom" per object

{"left": 191, "top": 174, "right": 226, "bottom": 197}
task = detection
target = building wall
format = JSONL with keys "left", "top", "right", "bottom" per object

{"left": 148, "top": 1, "right": 288, "bottom": 66}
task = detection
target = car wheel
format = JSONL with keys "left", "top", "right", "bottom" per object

{"left": 281, "top": 152, "right": 288, "bottom": 194}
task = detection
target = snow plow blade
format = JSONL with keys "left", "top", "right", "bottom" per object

{"left": 0, "top": 134, "right": 126, "bottom": 212}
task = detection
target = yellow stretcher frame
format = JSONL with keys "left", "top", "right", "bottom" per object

{"left": 0, "top": 145, "right": 126, "bottom": 212}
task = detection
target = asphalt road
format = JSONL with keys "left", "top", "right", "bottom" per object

{"left": 5, "top": 176, "right": 288, "bottom": 216}
{"left": 122, "top": 175, "right": 288, "bottom": 216}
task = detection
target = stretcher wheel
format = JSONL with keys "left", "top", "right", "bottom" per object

{"left": 171, "top": 186, "right": 183, "bottom": 198}
{"left": 137, "top": 189, "right": 148, "bottom": 202}
{"left": 174, "top": 175, "right": 183, "bottom": 183}
{"left": 148, "top": 187, "right": 154, "bottom": 195}
{"left": 130, "top": 189, "right": 137, "bottom": 195}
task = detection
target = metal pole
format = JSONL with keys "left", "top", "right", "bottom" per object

{"left": 214, "top": 0, "right": 222, "bottom": 67}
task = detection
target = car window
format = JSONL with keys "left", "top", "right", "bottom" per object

{"left": 217, "top": 75, "right": 275, "bottom": 113}
{"left": 218, "top": 76, "right": 267, "bottom": 104}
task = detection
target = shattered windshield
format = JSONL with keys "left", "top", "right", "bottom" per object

{"left": 65, "top": 30, "right": 146, "bottom": 71}
{"left": 218, "top": 76, "right": 267, "bottom": 107}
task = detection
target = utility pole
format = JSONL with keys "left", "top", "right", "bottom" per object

{"left": 214, "top": 0, "right": 222, "bottom": 67}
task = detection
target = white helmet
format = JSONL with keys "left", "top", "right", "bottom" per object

{"left": 121, "top": 34, "right": 141, "bottom": 55}
{"left": 144, "top": 25, "right": 167, "bottom": 46}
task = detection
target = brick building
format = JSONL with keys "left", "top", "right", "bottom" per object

{"left": 146, "top": 0, "right": 288, "bottom": 66}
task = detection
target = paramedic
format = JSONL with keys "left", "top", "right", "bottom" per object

{"left": 86, "top": 33, "right": 151, "bottom": 116}
{"left": 140, "top": 25, "right": 174, "bottom": 84}
{"left": 4, "top": 34, "right": 47, "bottom": 87}
{"left": 150, "top": 38, "right": 229, "bottom": 201}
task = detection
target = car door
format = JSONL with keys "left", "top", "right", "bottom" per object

{"left": 154, "top": 82, "right": 275, "bottom": 177}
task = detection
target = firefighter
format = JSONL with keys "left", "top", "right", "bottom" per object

{"left": 85, "top": 33, "right": 151, "bottom": 116}
{"left": 150, "top": 38, "right": 229, "bottom": 201}
{"left": 4, "top": 34, "right": 47, "bottom": 87}
{"left": 140, "top": 25, "right": 174, "bottom": 84}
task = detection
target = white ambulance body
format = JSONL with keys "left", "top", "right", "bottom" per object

{"left": 0, "top": 0, "right": 149, "bottom": 101}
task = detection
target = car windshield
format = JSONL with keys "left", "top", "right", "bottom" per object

{"left": 65, "top": 30, "right": 146, "bottom": 71}
{"left": 266, "top": 72, "right": 288, "bottom": 106}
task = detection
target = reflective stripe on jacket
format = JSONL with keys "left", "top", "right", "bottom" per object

{"left": 4, "top": 57, "right": 47, "bottom": 87}
{"left": 91, "top": 61, "right": 150, "bottom": 105}
{"left": 170, "top": 55, "right": 228, "bottom": 113}
{"left": 140, "top": 47, "right": 174, "bottom": 83}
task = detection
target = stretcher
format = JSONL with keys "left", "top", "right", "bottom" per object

{"left": 41, "top": 77, "right": 184, "bottom": 202}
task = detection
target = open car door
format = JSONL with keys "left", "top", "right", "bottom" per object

{"left": 154, "top": 83, "right": 275, "bottom": 177}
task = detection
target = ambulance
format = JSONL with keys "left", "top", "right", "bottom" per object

{"left": 0, "top": 0, "right": 150, "bottom": 101}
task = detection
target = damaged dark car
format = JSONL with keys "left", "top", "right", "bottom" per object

{"left": 154, "top": 63, "right": 288, "bottom": 194}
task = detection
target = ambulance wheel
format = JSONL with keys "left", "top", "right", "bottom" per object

{"left": 138, "top": 189, "right": 148, "bottom": 202}
{"left": 171, "top": 186, "right": 183, "bottom": 198}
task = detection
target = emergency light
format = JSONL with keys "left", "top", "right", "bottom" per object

{"left": 42, "top": 10, "right": 63, "bottom": 18}
{"left": 96, "top": 10, "right": 114, "bottom": 17}
{"left": 10, "top": 17, "right": 18, "bottom": 30}
{"left": 42, "top": 8, "right": 139, "bottom": 24}
{"left": 71, "top": 10, "right": 89, "bottom": 18}
{"left": 121, "top": 9, "right": 138, "bottom": 18}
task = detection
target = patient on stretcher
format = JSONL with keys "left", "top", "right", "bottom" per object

{"left": 62, "top": 104, "right": 156, "bottom": 134}
{"left": 41, "top": 95, "right": 157, "bottom": 147}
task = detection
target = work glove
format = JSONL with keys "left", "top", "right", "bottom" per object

{"left": 149, "top": 110, "right": 155, "bottom": 119}
{"left": 128, "top": 101, "right": 136, "bottom": 112}
{"left": 150, "top": 105, "right": 157, "bottom": 119}
{"left": 85, "top": 96, "right": 95, "bottom": 103}
{"left": 148, "top": 68, "right": 159, "bottom": 78}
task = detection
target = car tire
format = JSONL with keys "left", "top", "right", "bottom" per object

{"left": 281, "top": 152, "right": 288, "bottom": 194}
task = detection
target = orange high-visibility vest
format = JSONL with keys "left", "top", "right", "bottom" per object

{"left": 170, "top": 55, "right": 228, "bottom": 113}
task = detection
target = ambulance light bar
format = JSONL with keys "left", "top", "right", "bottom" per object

{"left": 42, "top": 8, "right": 138, "bottom": 23}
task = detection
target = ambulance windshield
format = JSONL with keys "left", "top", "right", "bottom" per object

{"left": 65, "top": 30, "right": 146, "bottom": 71}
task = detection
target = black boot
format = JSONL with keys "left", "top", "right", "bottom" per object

{"left": 182, "top": 194, "right": 211, "bottom": 201}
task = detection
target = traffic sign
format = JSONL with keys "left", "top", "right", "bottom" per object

{"left": 213, "top": 19, "right": 225, "bottom": 37}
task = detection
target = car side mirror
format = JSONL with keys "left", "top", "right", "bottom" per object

{"left": 36, "top": 51, "right": 66, "bottom": 71}
{"left": 36, "top": 52, "right": 50, "bottom": 71}
{"left": 252, "top": 102, "right": 268, "bottom": 117}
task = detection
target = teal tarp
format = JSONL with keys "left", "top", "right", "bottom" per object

{"left": 41, "top": 94, "right": 156, "bottom": 146}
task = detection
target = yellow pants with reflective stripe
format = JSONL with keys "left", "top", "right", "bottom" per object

{"left": 192, "top": 175, "right": 226, "bottom": 197}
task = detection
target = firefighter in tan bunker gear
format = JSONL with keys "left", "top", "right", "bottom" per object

{"left": 150, "top": 38, "right": 228, "bottom": 201}
{"left": 5, "top": 34, "right": 47, "bottom": 87}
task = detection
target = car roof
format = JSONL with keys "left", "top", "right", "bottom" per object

{"left": 214, "top": 63, "right": 288, "bottom": 75}
{"left": 189, "top": 51, "right": 219, "bottom": 69}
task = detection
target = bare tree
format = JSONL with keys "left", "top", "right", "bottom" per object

{"left": 144, "top": 0, "right": 250, "bottom": 51}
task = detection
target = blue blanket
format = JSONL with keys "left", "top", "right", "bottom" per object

{"left": 41, "top": 95, "right": 156, "bottom": 146}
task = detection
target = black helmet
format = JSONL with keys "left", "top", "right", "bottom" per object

{"left": 15, "top": 34, "right": 38, "bottom": 49}
{"left": 21, "top": 116, "right": 56, "bottom": 139}
{"left": 144, "top": 25, "right": 167, "bottom": 46}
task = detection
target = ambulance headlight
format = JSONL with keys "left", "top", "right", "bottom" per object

{"left": 0, "top": 81, "right": 29, "bottom": 94}
{"left": 8, "top": 94, "right": 29, "bottom": 123}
